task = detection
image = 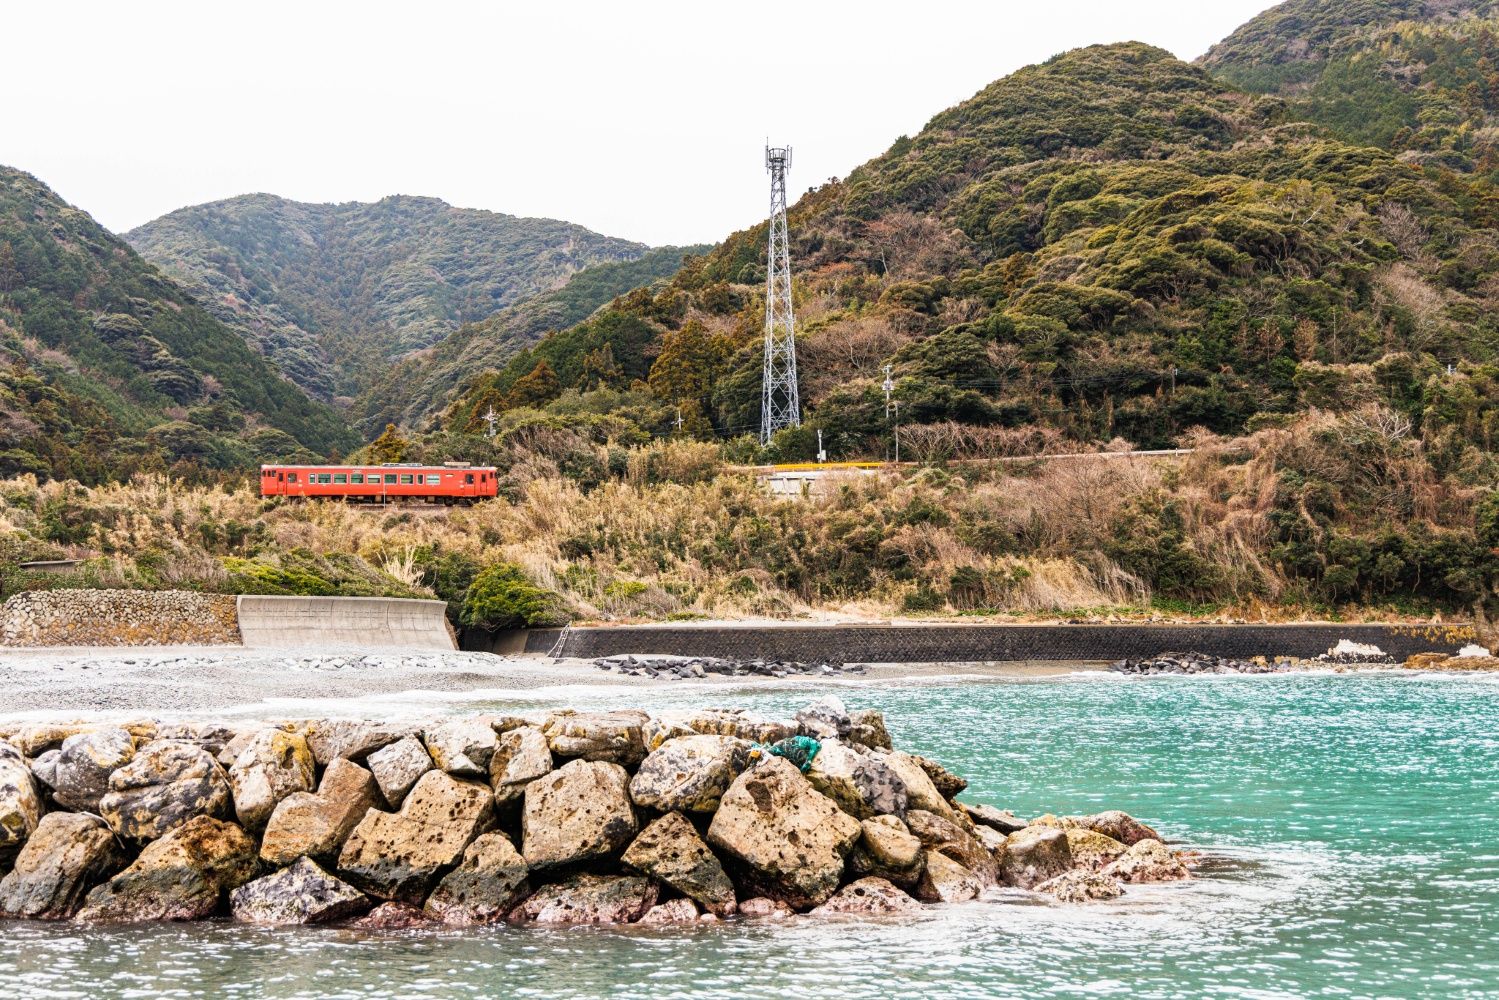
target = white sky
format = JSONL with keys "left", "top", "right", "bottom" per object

{"left": 6, "top": 0, "right": 1277, "bottom": 247}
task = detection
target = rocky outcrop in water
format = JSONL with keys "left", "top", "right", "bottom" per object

{"left": 0, "top": 701, "right": 1197, "bottom": 926}
{"left": 591, "top": 655, "right": 866, "bottom": 680}
{"left": 1111, "top": 651, "right": 1287, "bottom": 675}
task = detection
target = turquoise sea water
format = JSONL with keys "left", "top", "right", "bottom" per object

{"left": 4, "top": 673, "right": 1498, "bottom": 999}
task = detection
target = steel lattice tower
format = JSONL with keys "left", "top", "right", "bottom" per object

{"left": 760, "top": 144, "right": 801, "bottom": 444}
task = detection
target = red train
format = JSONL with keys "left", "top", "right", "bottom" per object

{"left": 259, "top": 463, "right": 499, "bottom": 504}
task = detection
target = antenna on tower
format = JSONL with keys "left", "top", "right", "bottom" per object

{"left": 760, "top": 143, "right": 801, "bottom": 444}
{"left": 481, "top": 405, "right": 499, "bottom": 440}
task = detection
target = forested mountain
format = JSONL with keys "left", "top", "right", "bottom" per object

{"left": 0, "top": 166, "right": 353, "bottom": 482}
{"left": 443, "top": 42, "right": 1499, "bottom": 464}
{"left": 126, "top": 194, "right": 650, "bottom": 400}
{"left": 353, "top": 244, "right": 707, "bottom": 434}
{"left": 1201, "top": 0, "right": 1499, "bottom": 172}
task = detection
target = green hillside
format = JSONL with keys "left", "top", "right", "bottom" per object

{"left": 0, "top": 166, "right": 353, "bottom": 482}
{"left": 354, "top": 244, "right": 706, "bottom": 434}
{"left": 126, "top": 193, "right": 651, "bottom": 400}
{"left": 1201, "top": 0, "right": 1499, "bottom": 171}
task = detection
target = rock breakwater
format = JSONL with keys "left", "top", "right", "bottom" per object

{"left": 591, "top": 655, "right": 867, "bottom": 680}
{"left": 1111, "top": 652, "right": 1287, "bottom": 675}
{"left": 0, "top": 698, "right": 1194, "bottom": 927}
{"left": 1, "top": 590, "right": 239, "bottom": 647}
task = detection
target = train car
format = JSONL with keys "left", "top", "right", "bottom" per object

{"left": 259, "top": 463, "right": 499, "bottom": 504}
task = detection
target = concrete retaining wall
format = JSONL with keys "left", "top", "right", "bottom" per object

{"left": 237, "top": 596, "right": 455, "bottom": 650}
{"left": 1, "top": 590, "right": 240, "bottom": 647}
{"left": 501, "top": 621, "right": 1477, "bottom": 663}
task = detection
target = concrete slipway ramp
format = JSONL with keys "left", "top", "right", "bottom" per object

{"left": 235, "top": 595, "right": 455, "bottom": 650}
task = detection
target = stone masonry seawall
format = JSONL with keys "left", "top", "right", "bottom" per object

{"left": 509, "top": 623, "right": 1478, "bottom": 663}
{"left": 1, "top": 590, "right": 240, "bottom": 647}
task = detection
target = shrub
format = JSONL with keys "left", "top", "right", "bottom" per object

{"left": 461, "top": 563, "right": 566, "bottom": 630}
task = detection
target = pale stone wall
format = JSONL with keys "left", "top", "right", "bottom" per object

{"left": 0, "top": 589, "right": 240, "bottom": 647}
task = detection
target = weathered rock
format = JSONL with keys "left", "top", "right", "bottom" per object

{"left": 11, "top": 723, "right": 93, "bottom": 757}
{"left": 522, "top": 759, "right": 637, "bottom": 869}
{"left": 848, "top": 815, "right": 925, "bottom": 887}
{"left": 215, "top": 730, "right": 258, "bottom": 769}
{"left": 489, "top": 726, "right": 552, "bottom": 806}
{"left": 880, "top": 752, "right": 957, "bottom": 821}
{"left": 629, "top": 735, "right": 750, "bottom": 814}
{"left": 52, "top": 728, "right": 135, "bottom": 812}
{"left": 642, "top": 713, "right": 697, "bottom": 751}
{"left": 0, "top": 742, "right": 43, "bottom": 850}
{"left": 351, "top": 901, "right": 436, "bottom": 929}
{"left": 424, "top": 833, "right": 531, "bottom": 925}
{"left": 1082, "top": 810, "right": 1162, "bottom": 847}
{"left": 706, "top": 756, "right": 862, "bottom": 909}
{"left": 963, "top": 803, "right": 1027, "bottom": 834}
{"left": 847, "top": 709, "right": 892, "bottom": 751}
{"left": 29, "top": 749, "right": 60, "bottom": 790}
{"left": 299, "top": 720, "right": 415, "bottom": 767}
{"left": 1101, "top": 839, "right": 1191, "bottom": 883}
{"left": 510, "top": 873, "right": 658, "bottom": 925}
{"left": 806, "top": 739, "right": 907, "bottom": 819}
{"left": 683, "top": 709, "right": 793, "bottom": 744}
{"left": 337, "top": 771, "right": 495, "bottom": 903}
{"left": 542, "top": 711, "right": 648, "bottom": 766}
{"left": 1000, "top": 826, "right": 1074, "bottom": 889}
{"left": 98, "top": 739, "right": 232, "bottom": 841}
{"left": 0, "top": 813, "right": 124, "bottom": 919}
{"left": 972, "top": 825, "right": 1008, "bottom": 854}
{"left": 1064, "top": 828, "right": 1128, "bottom": 870}
{"left": 794, "top": 695, "right": 852, "bottom": 740}
{"left": 423, "top": 720, "right": 497, "bottom": 778}
{"left": 912, "top": 755, "right": 968, "bottom": 799}
{"left": 260, "top": 759, "right": 380, "bottom": 865}
{"left": 913, "top": 850, "right": 981, "bottom": 903}
{"left": 622, "top": 812, "right": 737, "bottom": 916}
{"left": 737, "top": 896, "right": 793, "bottom": 918}
{"left": 156, "top": 721, "right": 237, "bottom": 759}
{"left": 811, "top": 876, "right": 923, "bottom": 916}
{"left": 78, "top": 816, "right": 259, "bottom": 922}
{"left": 638, "top": 897, "right": 699, "bottom": 923}
{"left": 366, "top": 736, "right": 432, "bottom": 808}
{"left": 228, "top": 729, "right": 316, "bottom": 832}
{"left": 229, "top": 857, "right": 370, "bottom": 925}
{"left": 1037, "top": 869, "right": 1125, "bottom": 902}
{"left": 904, "top": 809, "right": 999, "bottom": 885}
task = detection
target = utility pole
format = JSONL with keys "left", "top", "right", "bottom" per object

{"left": 882, "top": 364, "right": 895, "bottom": 419}
{"left": 481, "top": 405, "right": 499, "bottom": 440}
{"left": 816, "top": 428, "right": 826, "bottom": 463}
{"left": 675, "top": 405, "right": 684, "bottom": 434}
{"left": 760, "top": 143, "right": 801, "bottom": 444}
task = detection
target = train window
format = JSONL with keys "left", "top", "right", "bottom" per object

{"left": 350, "top": 473, "right": 364, "bottom": 484}
{"left": 384, "top": 473, "right": 398, "bottom": 484}
{"left": 426, "top": 474, "right": 441, "bottom": 484}
{"left": 317, "top": 474, "right": 332, "bottom": 484}
{"left": 464, "top": 473, "right": 474, "bottom": 484}
{"left": 278, "top": 473, "right": 284, "bottom": 482}
{"left": 333, "top": 473, "right": 348, "bottom": 484}
{"left": 287, "top": 473, "right": 298, "bottom": 483}
{"left": 400, "top": 474, "right": 414, "bottom": 484}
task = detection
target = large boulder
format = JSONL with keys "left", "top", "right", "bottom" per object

{"left": 489, "top": 726, "right": 552, "bottom": 806}
{"left": 52, "top": 728, "right": 135, "bottom": 813}
{"left": 962, "top": 803, "right": 1027, "bottom": 834}
{"left": 0, "top": 742, "right": 43, "bottom": 851}
{"left": 522, "top": 759, "right": 637, "bottom": 869}
{"left": 1064, "top": 828, "right": 1128, "bottom": 870}
{"left": 999, "top": 826, "right": 1073, "bottom": 889}
{"left": 1101, "top": 839, "right": 1191, "bottom": 883}
{"left": 629, "top": 735, "right": 750, "bottom": 813}
{"left": 424, "top": 832, "right": 531, "bottom": 925}
{"left": 337, "top": 771, "right": 495, "bottom": 903}
{"left": 423, "top": 720, "right": 497, "bottom": 778}
{"left": 260, "top": 759, "right": 380, "bottom": 866}
{"left": 29, "top": 749, "right": 60, "bottom": 791}
{"left": 622, "top": 812, "right": 737, "bottom": 916}
{"left": 903, "top": 809, "right": 999, "bottom": 885}
{"left": 706, "top": 756, "right": 862, "bottom": 909}
{"left": 0, "top": 813, "right": 124, "bottom": 919}
{"left": 77, "top": 816, "right": 259, "bottom": 922}
{"left": 542, "top": 711, "right": 648, "bottom": 766}
{"left": 847, "top": 709, "right": 892, "bottom": 750}
{"left": 879, "top": 752, "right": 957, "bottom": 820}
{"left": 913, "top": 851, "right": 981, "bottom": 903}
{"left": 911, "top": 755, "right": 967, "bottom": 798}
{"left": 298, "top": 720, "right": 415, "bottom": 767}
{"left": 228, "top": 729, "right": 316, "bottom": 832}
{"left": 1037, "top": 869, "right": 1125, "bottom": 902}
{"left": 1081, "top": 810, "right": 1162, "bottom": 847}
{"left": 848, "top": 815, "right": 925, "bottom": 888}
{"left": 806, "top": 739, "right": 907, "bottom": 819}
{"left": 638, "top": 897, "right": 700, "bottom": 924}
{"left": 229, "top": 857, "right": 370, "bottom": 925}
{"left": 642, "top": 713, "right": 697, "bottom": 751}
{"left": 351, "top": 901, "right": 436, "bottom": 929}
{"left": 509, "top": 873, "right": 658, "bottom": 925}
{"left": 98, "top": 740, "right": 232, "bottom": 841}
{"left": 683, "top": 709, "right": 793, "bottom": 744}
{"left": 366, "top": 736, "right": 432, "bottom": 808}
{"left": 810, "top": 876, "right": 923, "bottom": 916}
{"left": 794, "top": 695, "right": 852, "bottom": 740}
